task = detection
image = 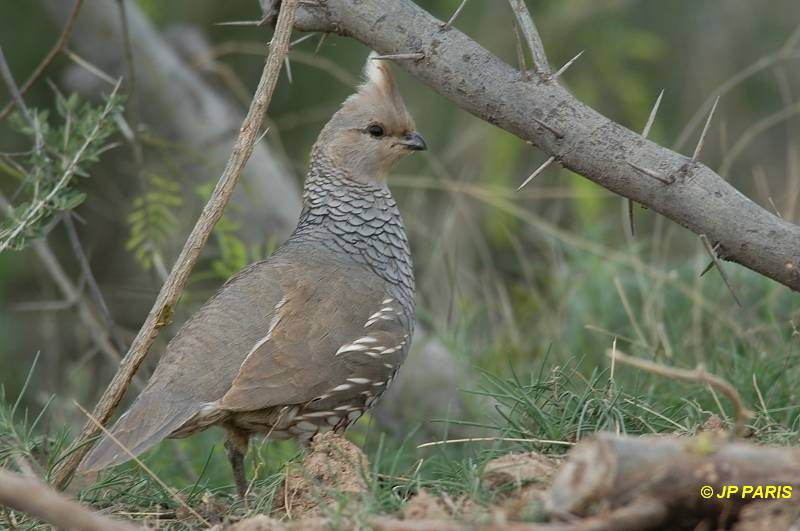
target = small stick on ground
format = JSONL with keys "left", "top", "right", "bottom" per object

{"left": 50, "top": 0, "right": 300, "bottom": 490}
{"left": 417, "top": 436, "right": 574, "bottom": 449}
{"left": 507, "top": 0, "right": 551, "bottom": 77}
{"left": 0, "top": 469, "right": 137, "bottom": 531}
{"left": 606, "top": 348, "right": 753, "bottom": 436}
{"left": 699, "top": 233, "right": 743, "bottom": 307}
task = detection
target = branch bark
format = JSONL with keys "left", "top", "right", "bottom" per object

{"left": 50, "top": 0, "right": 300, "bottom": 489}
{"left": 269, "top": 0, "right": 800, "bottom": 292}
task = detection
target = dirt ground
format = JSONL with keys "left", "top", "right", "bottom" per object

{"left": 219, "top": 431, "right": 800, "bottom": 531}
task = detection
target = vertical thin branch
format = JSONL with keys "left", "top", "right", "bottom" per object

{"left": 51, "top": 0, "right": 300, "bottom": 489}
{"left": 507, "top": 0, "right": 551, "bottom": 76}
{"left": 62, "top": 213, "right": 127, "bottom": 353}
{"left": 0, "top": 47, "right": 41, "bottom": 150}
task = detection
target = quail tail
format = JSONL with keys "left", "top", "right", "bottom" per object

{"left": 78, "top": 391, "right": 199, "bottom": 472}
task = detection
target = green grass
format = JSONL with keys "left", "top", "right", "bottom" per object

{"left": 1, "top": 220, "right": 799, "bottom": 528}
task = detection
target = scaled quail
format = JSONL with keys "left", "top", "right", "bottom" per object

{"left": 79, "top": 53, "right": 426, "bottom": 497}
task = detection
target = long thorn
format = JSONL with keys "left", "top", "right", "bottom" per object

{"left": 642, "top": 89, "right": 664, "bottom": 139}
{"left": 699, "top": 234, "right": 742, "bottom": 307}
{"left": 314, "top": 32, "right": 329, "bottom": 55}
{"left": 692, "top": 95, "right": 720, "bottom": 162}
{"left": 289, "top": 33, "right": 316, "bottom": 48}
{"left": 369, "top": 53, "right": 425, "bottom": 61}
{"left": 627, "top": 199, "right": 635, "bottom": 237}
{"left": 628, "top": 89, "right": 664, "bottom": 237}
{"left": 284, "top": 56, "right": 293, "bottom": 84}
{"left": 553, "top": 50, "right": 584, "bottom": 78}
{"left": 533, "top": 116, "right": 563, "bottom": 138}
{"left": 626, "top": 160, "right": 673, "bottom": 184}
{"left": 215, "top": 18, "right": 268, "bottom": 27}
{"left": 441, "top": 0, "right": 468, "bottom": 30}
{"left": 517, "top": 155, "right": 555, "bottom": 191}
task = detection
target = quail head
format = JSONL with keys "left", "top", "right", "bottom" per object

{"left": 79, "top": 52, "right": 425, "bottom": 498}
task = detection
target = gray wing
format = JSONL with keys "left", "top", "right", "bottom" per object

{"left": 79, "top": 259, "right": 285, "bottom": 471}
{"left": 218, "top": 257, "right": 409, "bottom": 412}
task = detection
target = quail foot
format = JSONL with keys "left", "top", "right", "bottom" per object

{"left": 79, "top": 52, "right": 425, "bottom": 498}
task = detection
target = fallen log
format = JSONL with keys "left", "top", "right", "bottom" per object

{"left": 546, "top": 432, "right": 800, "bottom": 529}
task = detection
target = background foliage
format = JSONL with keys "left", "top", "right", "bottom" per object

{"left": 1, "top": 0, "right": 800, "bottom": 526}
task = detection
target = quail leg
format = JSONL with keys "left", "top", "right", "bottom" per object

{"left": 224, "top": 426, "right": 250, "bottom": 500}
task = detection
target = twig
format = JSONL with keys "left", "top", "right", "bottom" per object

{"left": 440, "top": 0, "right": 468, "bottom": 30}
{"left": 628, "top": 89, "right": 664, "bottom": 236}
{"left": 0, "top": 47, "right": 42, "bottom": 154}
{"left": 553, "top": 50, "right": 584, "bottom": 78}
{"left": 0, "top": 469, "right": 137, "bottom": 531}
{"left": 50, "top": 0, "right": 300, "bottom": 490}
{"left": 0, "top": 80, "right": 122, "bottom": 254}
{"left": 507, "top": 0, "right": 551, "bottom": 76}
{"left": 692, "top": 95, "right": 720, "bottom": 162}
{"left": 63, "top": 48, "right": 117, "bottom": 86}
{"left": 417, "top": 436, "right": 574, "bottom": 449}
{"left": 0, "top": 0, "right": 83, "bottom": 122}
{"left": 517, "top": 155, "right": 555, "bottom": 191}
{"left": 73, "top": 401, "right": 209, "bottom": 526}
{"left": 62, "top": 213, "right": 127, "bottom": 353}
{"left": 699, "top": 234, "right": 742, "bottom": 307}
{"left": 606, "top": 349, "right": 753, "bottom": 436}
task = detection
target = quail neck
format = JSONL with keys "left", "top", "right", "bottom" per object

{"left": 289, "top": 145, "right": 415, "bottom": 316}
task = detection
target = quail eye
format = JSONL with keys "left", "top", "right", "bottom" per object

{"left": 366, "top": 124, "right": 385, "bottom": 138}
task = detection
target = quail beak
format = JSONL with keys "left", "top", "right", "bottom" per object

{"left": 397, "top": 131, "right": 427, "bottom": 151}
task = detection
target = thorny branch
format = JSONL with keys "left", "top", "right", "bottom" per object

{"left": 263, "top": 0, "right": 800, "bottom": 292}
{"left": 50, "top": 0, "right": 301, "bottom": 489}
{"left": 607, "top": 348, "right": 753, "bottom": 436}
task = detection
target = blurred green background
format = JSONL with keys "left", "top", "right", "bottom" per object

{"left": 1, "top": 0, "right": 800, "bottom": 510}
